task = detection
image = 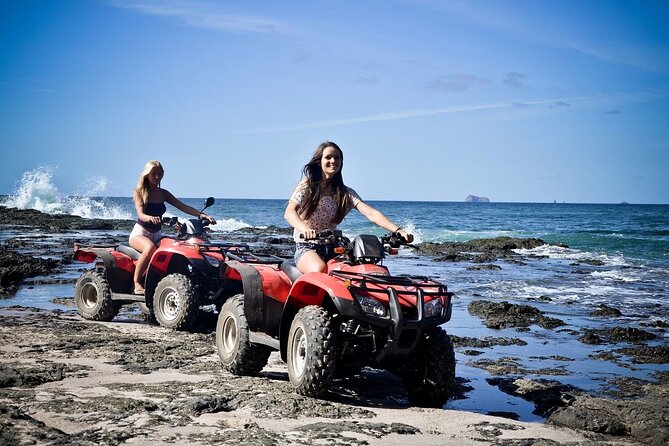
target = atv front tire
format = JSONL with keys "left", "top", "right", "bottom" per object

{"left": 402, "top": 327, "right": 456, "bottom": 407}
{"left": 216, "top": 295, "right": 271, "bottom": 375}
{"left": 74, "top": 270, "right": 121, "bottom": 321}
{"left": 287, "top": 306, "right": 336, "bottom": 397}
{"left": 153, "top": 273, "right": 199, "bottom": 331}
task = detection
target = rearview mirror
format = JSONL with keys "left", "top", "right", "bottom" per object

{"left": 204, "top": 197, "right": 215, "bottom": 208}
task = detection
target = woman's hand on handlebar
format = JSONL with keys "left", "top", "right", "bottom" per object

{"left": 301, "top": 228, "right": 317, "bottom": 240}
{"left": 398, "top": 228, "right": 414, "bottom": 243}
{"left": 202, "top": 214, "right": 216, "bottom": 225}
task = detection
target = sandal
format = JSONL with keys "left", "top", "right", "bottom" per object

{"left": 133, "top": 288, "right": 145, "bottom": 295}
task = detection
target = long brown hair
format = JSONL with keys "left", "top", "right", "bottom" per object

{"left": 134, "top": 160, "right": 163, "bottom": 208}
{"left": 298, "top": 141, "right": 350, "bottom": 224}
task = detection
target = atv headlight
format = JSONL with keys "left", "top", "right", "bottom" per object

{"left": 202, "top": 254, "right": 220, "bottom": 268}
{"left": 424, "top": 298, "right": 443, "bottom": 318}
{"left": 357, "top": 296, "right": 388, "bottom": 318}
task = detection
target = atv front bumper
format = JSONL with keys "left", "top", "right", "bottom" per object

{"left": 335, "top": 287, "right": 453, "bottom": 363}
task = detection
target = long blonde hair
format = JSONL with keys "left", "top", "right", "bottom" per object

{"left": 135, "top": 160, "right": 163, "bottom": 207}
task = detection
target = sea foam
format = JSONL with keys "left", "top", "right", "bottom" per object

{"left": 2, "top": 166, "right": 131, "bottom": 220}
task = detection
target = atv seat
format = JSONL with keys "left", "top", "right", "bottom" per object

{"left": 117, "top": 245, "right": 141, "bottom": 260}
{"left": 280, "top": 259, "right": 303, "bottom": 283}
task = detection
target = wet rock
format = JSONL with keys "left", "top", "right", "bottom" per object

{"left": 0, "top": 250, "right": 61, "bottom": 296}
{"left": 547, "top": 372, "right": 669, "bottom": 445}
{"left": 591, "top": 304, "right": 623, "bottom": 318}
{"left": 0, "top": 362, "right": 65, "bottom": 387}
{"left": 450, "top": 335, "right": 528, "bottom": 348}
{"left": 468, "top": 301, "right": 566, "bottom": 330}
{"left": 413, "top": 237, "right": 553, "bottom": 263}
{"left": 487, "top": 377, "right": 579, "bottom": 416}
{"left": 578, "top": 332, "right": 603, "bottom": 345}
{"left": 0, "top": 206, "right": 133, "bottom": 231}
{"left": 616, "top": 345, "right": 669, "bottom": 364}
{"left": 232, "top": 225, "right": 293, "bottom": 236}
{"left": 467, "top": 264, "right": 502, "bottom": 271}
{"left": 471, "top": 358, "right": 568, "bottom": 377}
{"left": 579, "top": 327, "right": 657, "bottom": 345}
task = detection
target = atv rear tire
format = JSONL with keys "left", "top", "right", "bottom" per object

{"left": 74, "top": 270, "right": 121, "bottom": 321}
{"left": 216, "top": 295, "right": 271, "bottom": 375}
{"left": 153, "top": 273, "right": 199, "bottom": 331}
{"left": 402, "top": 327, "right": 456, "bottom": 407}
{"left": 287, "top": 306, "right": 336, "bottom": 397}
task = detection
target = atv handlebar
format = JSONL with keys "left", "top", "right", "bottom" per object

{"left": 300, "top": 229, "right": 411, "bottom": 249}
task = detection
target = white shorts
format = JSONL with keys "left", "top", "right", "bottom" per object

{"left": 129, "top": 223, "right": 164, "bottom": 244}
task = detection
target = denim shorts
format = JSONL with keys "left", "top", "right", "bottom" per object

{"left": 129, "top": 223, "right": 164, "bottom": 244}
{"left": 294, "top": 242, "right": 337, "bottom": 265}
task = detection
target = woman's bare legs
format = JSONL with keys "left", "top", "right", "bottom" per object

{"left": 296, "top": 250, "right": 327, "bottom": 274}
{"left": 129, "top": 235, "right": 157, "bottom": 294}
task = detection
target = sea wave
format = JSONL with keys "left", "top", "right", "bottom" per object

{"left": 514, "top": 244, "right": 628, "bottom": 267}
{"left": 2, "top": 166, "right": 131, "bottom": 220}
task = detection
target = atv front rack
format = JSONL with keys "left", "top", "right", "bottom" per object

{"left": 330, "top": 269, "right": 453, "bottom": 303}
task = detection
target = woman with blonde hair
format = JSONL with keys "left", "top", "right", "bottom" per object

{"left": 129, "top": 160, "right": 216, "bottom": 295}
{"left": 285, "top": 141, "right": 413, "bottom": 274}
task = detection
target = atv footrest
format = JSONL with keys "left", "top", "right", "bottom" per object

{"left": 111, "top": 292, "right": 146, "bottom": 303}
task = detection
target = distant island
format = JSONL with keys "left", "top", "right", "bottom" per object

{"left": 465, "top": 195, "right": 490, "bottom": 203}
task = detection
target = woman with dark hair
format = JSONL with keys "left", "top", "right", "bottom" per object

{"left": 284, "top": 141, "right": 413, "bottom": 273}
{"left": 129, "top": 160, "right": 217, "bottom": 295}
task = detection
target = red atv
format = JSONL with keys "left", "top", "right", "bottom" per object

{"left": 73, "top": 197, "right": 246, "bottom": 331}
{"left": 215, "top": 230, "right": 456, "bottom": 407}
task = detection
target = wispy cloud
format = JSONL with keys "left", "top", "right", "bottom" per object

{"left": 108, "top": 0, "right": 291, "bottom": 34}
{"left": 244, "top": 89, "right": 668, "bottom": 133}
{"left": 428, "top": 73, "right": 490, "bottom": 93}
{"left": 245, "top": 96, "right": 586, "bottom": 133}
{"left": 503, "top": 72, "right": 527, "bottom": 88}
{"left": 411, "top": 1, "right": 669, "bottom": 74}
{"left": 353, "top": 75, "right": 379, "bottom": 85}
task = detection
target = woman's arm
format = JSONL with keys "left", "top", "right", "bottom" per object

{"left": 284, "top": 201, "right": 316, "bottom": 239}
{"left": 355, "top": 201, "right": 413, "bottom": 242}
{"left": 164, "top": 190, "right": 216, "bottom": 223}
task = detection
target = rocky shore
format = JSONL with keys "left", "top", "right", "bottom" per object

{"left": 1, "top": 206, "right": 668, "bottom": 445}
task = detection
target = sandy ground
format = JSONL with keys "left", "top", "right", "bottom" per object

{"left": 0, "top": 306, "right": 638, "bottom": 446}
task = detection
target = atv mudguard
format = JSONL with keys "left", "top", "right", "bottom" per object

{"left": 74, "top": 246, "right": 134, "bottom": 294}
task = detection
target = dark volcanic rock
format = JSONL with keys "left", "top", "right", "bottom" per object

{"left": 591, "top": 304, "right": 623, "bottom": 318}
{"left": 0, "top": 250, "right": 61, "bottom": 296}
{"left": 487, "top": 377, "right": 579, "bottom": 417}
{"left": 0, "top": 362, "right": 66, "bottom": 388}
{"left": 413, "top": 237, "right": 556, "bottom": 263}
{"left": 468, "top": 300, "right": 566, "bottom": 330}
{"left": 450, "top": 335, "right": 528, "bottom": 348}
{"left": 0, "top": 206, "right": 133, "bottom": 231}
{"left": 616, "top": 345, "right": 669, "bottom": 364}
{"left": 579, "top": 327, "right": 657, "bottom": 345}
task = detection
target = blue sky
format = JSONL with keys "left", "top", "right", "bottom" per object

{"left": 1, "top": 0, "right": 668, "bottom": 204}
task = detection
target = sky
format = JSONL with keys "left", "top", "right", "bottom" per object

{"left": 1, "top": 0, "right": 668, "bottom": 204}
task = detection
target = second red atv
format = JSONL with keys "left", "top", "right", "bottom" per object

{"left": 215, "top": 230, "right": 456, "bottom": 407}
{"left": 73, "top": 197, "right": 246, "bottom": 331}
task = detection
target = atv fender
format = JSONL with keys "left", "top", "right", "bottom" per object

{"left": 224, "top": 260, "right": 266, "bottom": 332}
{"left": 286, "top": 272, "right": 352, "bottom": 308}
{"left": 74, "top": 247, "right": 134, "bottom": 294}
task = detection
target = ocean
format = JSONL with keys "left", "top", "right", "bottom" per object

{"left": 1, "top": 168, "right": 668, "bottom": 420}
